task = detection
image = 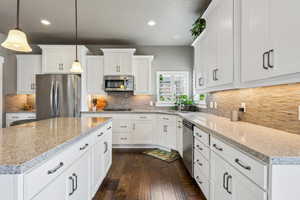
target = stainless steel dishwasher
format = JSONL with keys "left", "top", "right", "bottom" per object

{"left": 182, "top": 119, "right": 194, "bottom": 176}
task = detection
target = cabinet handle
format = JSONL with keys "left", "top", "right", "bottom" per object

{"left": 79, "top": 143, "right": 89, "bottom": 151}
{"left": 226, "top": 175, "right": 232, "bottom": 194}
{"left": 198, "top": 77, "right": 203, "bottom": 86}
{"left": 58, "top": 63, "right": 64, "bottom": 71}
{"left": 196, "top": 159, "right": 203, "bottom": 166}
{"left": 120, "top": 125, "right": 128, "bottom": 128}
{"left": 196, "top": 133, "right": 202, "bottom": 138}
{"left": 267, "top": 49, "right": 274, "bottom": 68}
{"left": 213, "top": 144, "right": 223, "bottom": 151}
{"left": 47, "top": 162, "right": 64, "bottom": 175}
{"left": 223, "top": 172, "right": 229, "bottom": 191}
{"left": 72, "top": 173, "right": 78, "bottom": 192}
{"left": 163, "top": 125, "right": 168, "bottom": 132}
{"left": 104, "top": 141, "right": 108, "bottom": 153}
{"left": 196, "top": 145, "right": 203, "bottom": 151}
{"left": 235, "top": 158, "right": 251, "bottom": 170}
{"left": 140, "top": 116, "right": 147, "bottom": 119}
{"left": 107, "top": 126, "right": 112, "bottom": 130}
{"left": 97, "top": 132, "right": 104, "bottom": 137}
{"left": 68, "top": 176, "right": 75, "bottom": 196}
{"left": 163, "top": 117, "right": 169, "bottom": 120}
{"left": 195, "top": 176, "right": 203, "bottom": 184}
{"left": 263, "top": 52, "right": 269, "bottom": 70}
{"left": 215, "top": 69, "right": 219, "bottom": 81}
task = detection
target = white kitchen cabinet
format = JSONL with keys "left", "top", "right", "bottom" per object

{"left": 16, "top": 55, "right": 41, "bottom": 94}
{"left": 210, "top": 152, "right": 267, "bottom": 200}
{"left": 132, "top": 119, "right": 154, "bottom": 144}
{"left": 158, "top": 117, "right": 177, "bottom": 150}
{"left": 102, "top": 49, "right": 136, "bottom": 75}
{"left": 133, "top": 56, "right": 153, "bottom": 95}
{"left": 241, "top": 0, "right": 300, "bottom": 84}
{"left": 176, "top": 117, "right": 183, "bottom": 157}
{"left": 65, "top": 152, "right": 90, "bottom": 200}
{"left": 86, "top": 56, "right": 105, "bottom": 94}
{"left": 39, "top": 45, "right": 88, "bottom": 74}
{"left": 206, "top": 0, "right": 234, "bottom": 88}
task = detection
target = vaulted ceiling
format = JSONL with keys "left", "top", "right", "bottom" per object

{"left": 0, "top": 0, "right": 210, "bottom": 46}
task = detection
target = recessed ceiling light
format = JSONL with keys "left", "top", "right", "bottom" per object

{"left": 41, "top": 19, "right": 51, "bottom": 26}
{"left": 147, "top": 20, "right": 156, "bottom": 26}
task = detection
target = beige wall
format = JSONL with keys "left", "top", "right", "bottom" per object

{"left": 201, "top": 83, "right": 300, "bottom": 134}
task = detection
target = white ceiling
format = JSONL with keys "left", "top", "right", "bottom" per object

{"left": 0, "top": 0, "right": 210, "bottom": 46}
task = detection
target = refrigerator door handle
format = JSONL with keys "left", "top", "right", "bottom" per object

{"left": 50, "top": 81, "right": 55, "bottom": 116}
{"left": 55, "top": 82, "right": 60, "bottom": 117}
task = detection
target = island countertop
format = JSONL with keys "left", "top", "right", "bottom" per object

{"left": 0, "top": 117, "right": 112, "bottom": 174}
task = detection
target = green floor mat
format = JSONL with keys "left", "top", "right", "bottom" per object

{"left": 143, "top": 149, "right": 180, "bottom": 163}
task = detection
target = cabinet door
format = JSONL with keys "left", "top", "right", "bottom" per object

{"left": 61, "top": 50, "right": 75, "bottom": 73}
{"left": 176, "top": 118, "right": 183, "bottom": 157}
{"left": 133, "top": 57, "right": 152, "bottom": 95}
{"left": 103, "top": 131, "right": 112, "bottom": 174}
{"left": 67, "top": 152, "right": 90, "bottom": 200}
{"left": 194, "top": 35, "right": 208, "bottom": 91}
{"left": 86, "top": 56, "right": 105, "bottom": 94}
{"left": 210, "top": 152, "right": 233, "bottom": 200}
{"left": 132, "top": 120, "right": 153, "bottom": 144}
{"left": 120, "top": 53, "right": 132, "bottom": 75}
{"left": 31, "top": 172, "right": 67, "bottom": 200}
{"left": 43, "top": 49, "right": 64, "bottom": 73}
{"left": 17, "top": 55, "right": 41, "bottom": 94}
{"left": 92, "top": 140, "right": 105, "bottom": 194}
{"left": 240, "top": 0, "right": 270, "bottom": 82}
{"left": 103, "top": 54, "right": 120, "bottom": 75}
{"left": 216, "top": 0, "right": 234, "bottom": 86}
{"left": 268, "top": 0, "right": 300, "bottom": 77}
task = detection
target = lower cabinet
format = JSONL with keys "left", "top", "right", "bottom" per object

{"left": 132, "top": 119, "right": 154, "bottom": 144}
{"left": 28, "top": 122, "right": 112, "bottom": 200}
{"left": 210, "top": 152, "right": 267, "bottom": 200}
{"left": 32, "top": 152, "right": 90, "bottom": 200}
{"left": 157, "top": 119, "right": 177, "bottom": 150}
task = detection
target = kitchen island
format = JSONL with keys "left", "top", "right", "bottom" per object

{"left": 0, "top": 117, "right": 112, "bottom": 200}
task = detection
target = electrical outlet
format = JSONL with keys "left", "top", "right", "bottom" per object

{"left": 214, "top": 102, "right": 218, "bottom": 109}
{"left": 241, "top": 103, "right": 246, "bottom": 112}
{"left": 210, "top": 102, "right": 214, "bottom": 109}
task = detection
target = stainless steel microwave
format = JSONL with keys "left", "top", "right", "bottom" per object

{"left": 104, "top": 75, "right": 134, "bottom": 92}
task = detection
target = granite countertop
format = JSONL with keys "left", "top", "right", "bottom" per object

{"left": 83, "top": 110, "right": 300, "bottom": 165}
{"left": 0, "top": 117, "right": 111, "bottom": 174}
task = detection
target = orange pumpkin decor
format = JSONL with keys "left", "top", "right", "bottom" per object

{"left": 96, "top": 97, "right": 107, "bottom": 110}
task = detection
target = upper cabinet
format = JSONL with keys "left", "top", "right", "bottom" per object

{"left": 86, "top": 56, "right": 105, "bottom": 94}
{"left": 16, "top": 55, "right": 42, "bottom": 94}
{"left": 193, "top": 0, "right": 300, "bottom": 93}
{"left": 133, "top": 56, "right": 153, "bottom": 95}
{"left": 241, "top": 0, "right": 300, "bottom": 85}
{"left": 39, "top": 45, "right": 88, "bottom": 74}
{"left": 101, "top": 49, "right": 136, "bottom": 75}
{"left": 192, "top": 0, "right": 234, "bottom": 91}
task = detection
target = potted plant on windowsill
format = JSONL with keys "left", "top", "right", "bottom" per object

{"left": 174, "top": 95, "right": 195, "bottom": 112}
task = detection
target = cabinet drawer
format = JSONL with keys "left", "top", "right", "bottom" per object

{"left": 132, "top": 114, "right": 155, "bottom": 120}
{"left": 113, "top": 119, "right": 131, "bottom": 133}
{"left": 194, "top": 149, "right": 209, "bottom": 178}
{"left": 113, "top": 134, "right": 132, "bottom": 144}
{"left": 158, "top": 115, "right": 176, "bottom": 122}
{"left": 194, "top": 138, "right": 210, "bottom": 160}
{"left": 194, "top": 126, "right": 209, "bottom": 146}
{"left": 211, "top": 137, "right": 267, "bottom": 190}
{"left": 194, "top": 164, "right": 210, "bottom": 199}
{"left": 24, "top": 135, "right": 92, "bottom": 200}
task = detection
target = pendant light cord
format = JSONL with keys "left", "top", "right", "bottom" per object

{"left": 75, "top": 0, "right": 78, "bottom": 60}
{"left": 16, "top": 0, "right": 20, "bottom": 29}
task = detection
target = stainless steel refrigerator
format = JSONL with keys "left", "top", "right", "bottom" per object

{"left": 36, "top": 74, "right": 81, "bottom": 120}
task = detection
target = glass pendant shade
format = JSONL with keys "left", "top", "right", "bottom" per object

{"left": 70, "top": 60, "right": 82, "bottom": 73}
{"left": 1, "top": 29, "right": 32, "bottom": 52}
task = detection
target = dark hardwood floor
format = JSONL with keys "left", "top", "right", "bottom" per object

{"left": 93, "top": 149, "right": 206, "bottom": 200}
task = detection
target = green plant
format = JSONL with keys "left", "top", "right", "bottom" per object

{"left": 190, "top": 17, "right": 206, "bottom": 39}
{"left": 175, "top": 95, "right": 194, "bottom": 106}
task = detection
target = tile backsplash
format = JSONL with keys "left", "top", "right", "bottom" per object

{"left": 5, "top": 94, "right": 36, "bottom": 112}
{"left": 88, "top": 92, "right": 155, "bottom": 110}
{"left": 201, "top": 83, "right": 300, "bottom": 134}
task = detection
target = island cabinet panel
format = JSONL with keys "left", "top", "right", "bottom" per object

{"left": 20, "top": 121, "right": 112, "bottom": 200}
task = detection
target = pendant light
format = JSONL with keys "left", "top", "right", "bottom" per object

{"left": 70, "top": 0, "right": 82, "bottom": 73}
{"left": 1, "top": 0, "right": 32, "bottom": 52}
